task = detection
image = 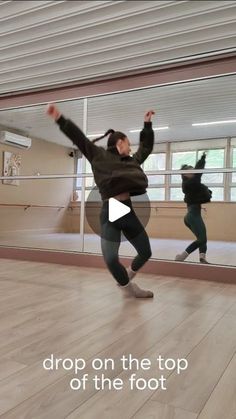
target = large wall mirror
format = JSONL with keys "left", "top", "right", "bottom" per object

{"left": 0, "top": 75, "right": 235, "bottom": 267}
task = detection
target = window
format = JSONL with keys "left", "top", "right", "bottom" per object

{"left": 198, "top": 149, "right": 225, "bottom": 202}
{"left": 170, "top": 148, "right": 225, "bottom": 201}
{"left": 232, "top": 148, "right": 236, "bottom": 183}
{"left": 85, "top": 160, "right": 95, "bottom": 188}
{"left": 231, "top": 188, "right": 236, "bottom": 201}
{"left": 197, "top": 149, "right": 224, "bottom": 184}
{"left": 171, "top": 151, "right": 196, "bottom": 184}
{"left": 142, "top": 153, "right": 166, "bottom": 201}
{"left": 230, "top": 147, "right": 236, "bottom": 200}
{"left": 75, "top": 140, "right": 233, "bottom": 202}
{"left": 143, "top": 153, "right": 166, "bottom": 184}
{"left": 147, "top": 188, "right": 165, "bottom": 201}
{"left": 170, "top": 188, "right": 184, "bottom": 201}
{"left": 208, "top": 187, "right": 224, "bottom": 201}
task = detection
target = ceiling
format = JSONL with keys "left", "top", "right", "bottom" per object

{"left": 0, "top": 74, "right": 236, "bottom": 147}
{"left": 0, "top": 0, "right": 236, "bottom": 95}
{"left": 0, "top": 1, "right": 236, "bottom": 147}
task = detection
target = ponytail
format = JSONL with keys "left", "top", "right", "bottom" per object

{"left": 92, "top": 129, "right": 127, "bottom": 149}
{"left": 92, "top": 129, "right": 115, "bottom": 143}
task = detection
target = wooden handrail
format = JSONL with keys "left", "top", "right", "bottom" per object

{"left": 0, "top": 203, "right": 67, "bottom": 211}
{"left": 0, "top": 203, "right": 207, "bottom": 213}
{"left": 69, "top": 203, "right": 207, "bottom": 211}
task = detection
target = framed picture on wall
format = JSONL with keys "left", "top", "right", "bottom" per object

{"left": 2, "top": 151, "right": 21, "bottom": 186}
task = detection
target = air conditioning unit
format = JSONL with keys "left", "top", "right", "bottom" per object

{"left": 0, "top": 131, "right": 32, "bottom": 149}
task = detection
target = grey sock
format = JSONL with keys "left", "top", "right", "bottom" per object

{"left": 175, "top": 251, "right": 189, "bottom": 262}
{"left": 121, "top": 282, "right": 154, "bottom": 298}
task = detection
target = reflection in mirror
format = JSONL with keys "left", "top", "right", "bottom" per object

{"left": 82, "top": 170, "right": 235, "bottom": 267}
{"left": 0, "top": 178, "right": 82, "bottom": 253}
{"left": 82, "top": 75, "right": 236, "bottom": 267}
{"left": 0, "top": 99, "right": 84, "bottom": 253}
{"left": 0, "top": 76, "right": 236, "bottom": 267}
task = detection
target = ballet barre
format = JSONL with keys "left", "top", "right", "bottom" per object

{"left": 0, "top": 203, "right": 67, "bottom": 211}
{"left": 72, "top": 204, "right": 207, "bottom": 212}
{"left": 0, "top": 167, "right": 235, "bottom": 181}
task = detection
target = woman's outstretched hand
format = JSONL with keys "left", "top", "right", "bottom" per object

{"left": 144, "top": 110, "right": 155, "bottom": 122}
{"left": 46, "top": 103, "right": 61, "bottom": 121}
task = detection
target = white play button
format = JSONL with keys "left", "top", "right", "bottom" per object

{"left": 108, "top": 198, "right": 131, "bottom": 222}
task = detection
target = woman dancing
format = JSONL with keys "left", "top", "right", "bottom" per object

{"left": 175, "top": 152, "right": 212, "bottom": 264}
{"left": 46, "top": 104, "right": 155, "bottom": 298}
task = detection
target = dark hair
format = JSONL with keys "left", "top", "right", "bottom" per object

{"left": 181, "top": 164, "right": 191, "bottom": 170}
{"left": 181, "top": 164, "right": 194, "bottom": 179}
{"left": 92, "top": 129, "right": 127, "bottom": 148}
{"left": 181, "top": 164, "right": 194, "bottom": 170}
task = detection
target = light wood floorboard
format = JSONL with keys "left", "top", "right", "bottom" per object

{"left": 0, "top": 259, "right": 235, "bottom": 419}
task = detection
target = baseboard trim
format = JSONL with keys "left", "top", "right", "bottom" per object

{"left": 0, "top": 246, "right": 235, "bottom": 284}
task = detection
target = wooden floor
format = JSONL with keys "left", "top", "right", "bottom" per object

{"left": 0, "top": 259, "right": 236, "bottom": 419}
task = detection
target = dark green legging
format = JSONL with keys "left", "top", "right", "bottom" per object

{"left": 184, "top": 204, "right": 207, "bottom": 254}
{"left": 100, "top": 199, "right": 152, "bottom": 286}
